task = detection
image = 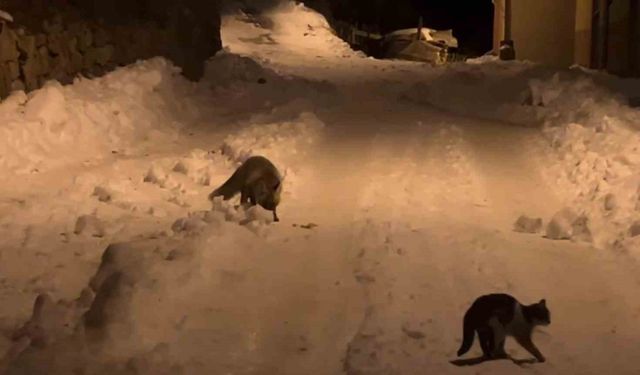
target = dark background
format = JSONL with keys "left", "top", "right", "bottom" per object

{"left": 327, "top": 0, "right": 494, "bottom": 57}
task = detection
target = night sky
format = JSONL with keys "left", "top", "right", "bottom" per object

{"left": 329, "top": 0, "right": 494, "bottom": 57}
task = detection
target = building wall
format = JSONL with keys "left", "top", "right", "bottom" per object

{"left": 574, "top": 0, "right": 593, "bottom": 67}
{"left": 608, "top": 0, "right": 631, "bottom": 75}
{"left": 494, "top": 0, "right": 639, "bottom": 77}
{"left": 0, "top": 0, "right": 221, "bottom": 99}
{"left": 510, "top": 0, "right": 577, "bottom": 67}
{"left": 631, "top": 0, "right": 640, "bottom": 76}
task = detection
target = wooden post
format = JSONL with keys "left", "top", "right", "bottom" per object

{"left": 499, "top": 0, "right": 515, "bottom": 60}
{"left": 493, "top": 0, "right": 505, "bottom": 53}
{"left": 504, "top": 0, "right": 512, "bottom": 40}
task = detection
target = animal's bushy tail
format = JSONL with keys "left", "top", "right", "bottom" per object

{"left": 208, "top": 170, "right": 241, "bottom": 201}
{"left": 457, "top": 312, "right": 475, "bottom": 357}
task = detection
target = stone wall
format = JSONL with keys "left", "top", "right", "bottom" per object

{"left": 0, "top": 0, "right": 221, "bottom": 99}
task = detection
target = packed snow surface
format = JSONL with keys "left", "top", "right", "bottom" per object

{"left": 1, "top": 1, "right": 640, "bottom": 374}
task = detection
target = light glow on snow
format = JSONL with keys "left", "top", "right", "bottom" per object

{"left": 1, "top": 1, "right": 640, "bottom": 374}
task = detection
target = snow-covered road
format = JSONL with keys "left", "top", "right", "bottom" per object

{"left": 2, "top": 2, "right": 640, "bottom": 374}
{"left": 298, "top": 92, "right": 640, "bottom": 375}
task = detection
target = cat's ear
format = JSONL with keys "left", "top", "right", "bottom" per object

{"left": 539, "top": 299, "right": 546, "bottom": 306}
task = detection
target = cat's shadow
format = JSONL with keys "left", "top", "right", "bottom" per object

{"left": 450, "top": 356, "right": 538, "bottom": 367}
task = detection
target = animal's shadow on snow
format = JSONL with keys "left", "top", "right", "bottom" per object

{"left": 450, "top": 356, "right": 538, "bottom": 367}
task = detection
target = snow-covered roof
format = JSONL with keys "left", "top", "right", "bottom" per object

{"left": 383, "top": 27, "right": 458, "bottom": 48}
{"left": 0, "top": 9, "right": 13, "bottom": 22}
{"left": 385, "top": 28, "right": 436, "bottom": 41}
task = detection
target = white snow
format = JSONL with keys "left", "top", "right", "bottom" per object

{"left": 513, "top": 215, "right": 543, "bottom": 234}
{"left": 0, "top": 9, "right": 12, "bottom": 22}
{"left": 1, "top": 1, "right": 640, "bottom": 374}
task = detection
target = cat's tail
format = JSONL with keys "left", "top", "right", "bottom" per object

{"left": 456, "top": 312, "right": 475, "bottom": 357}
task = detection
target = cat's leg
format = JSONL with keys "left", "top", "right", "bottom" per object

{"left": 477, "top": 327, "right": 493, "bottom": 358}
{"left": 486, "top": 318, "right": 505, "bottom": 359}
{"left": 492, "top": 328, "right": 508, "bottom": 359}
{"left": 515, "top": 335, "right": 545, "bottom": 362}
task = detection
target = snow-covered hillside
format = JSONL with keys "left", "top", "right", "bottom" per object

{"left": 1, "top": 1, "right": 640, "bottom": 374}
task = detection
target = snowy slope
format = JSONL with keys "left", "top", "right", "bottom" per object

{"left": 0, "top": 59, "right": 198, "bottom": 174}
{"left": 403, "top": 59, "right": 640, "bottom": 256}
{"left": 1, "top": 1, "right": 640, "bottom": 375}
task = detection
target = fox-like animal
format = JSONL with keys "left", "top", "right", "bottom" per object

{"left": 208, "top": 155, "right": 283, "bottom": 222}
{"left": 456, "top": 293, "right": 550, "bottom": 362}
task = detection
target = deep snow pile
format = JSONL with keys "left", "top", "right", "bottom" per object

{"left": 0, "top": 58, "right": 207, "bottom": 174}
{"left": 402, "top": 59, "right": 640, "bottom": 254}
{"left": 1, "top": 106, "right": 330, "bottom": 373}
{"left": 2, "top": 228, "right": 278, "bottom": 374}
{"left": 531, "top": 75, "right": 640, "bottom": 252}
{"left": 266, "top": 1, "right": 354, "bottom": 56}
{"left": 221, "top": 1, "right": 359, "bottom": 61}
{"left": 0, "top": 82, "right": 330, "bottom": 375}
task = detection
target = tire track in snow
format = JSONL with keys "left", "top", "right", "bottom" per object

{"left": 342, "top": 120, "right": 489, "bottom": 374}
{"left": 333, "top": 106, "right": 640, "bottom": 374}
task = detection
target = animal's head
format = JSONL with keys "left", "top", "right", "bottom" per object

{"left": 256, "top": 177, "right": 282, "bottom": 211}
{"left": 530, "top": 299, "right": 551, "bottom": 326}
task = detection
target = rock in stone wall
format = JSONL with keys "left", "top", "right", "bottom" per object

{"left": 0, "top": 0, "right": 221, "bottom": 99}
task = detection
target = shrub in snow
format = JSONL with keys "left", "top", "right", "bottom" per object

{"left": 513, "top": 215, "right": 543, "bottom": 234}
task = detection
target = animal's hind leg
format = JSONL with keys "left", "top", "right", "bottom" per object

{"left": 492, "top": 328, "right": 507, "bottom": 358}
{"left": 477, "top": 328, "right": 493, "bottom": 358}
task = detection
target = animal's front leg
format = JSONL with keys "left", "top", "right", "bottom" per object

{"left": 240, "top": 189, "right": 249, "bottom": 205}
{"left": 515, "top": 336, "right": 545, "bottom": 362}
{"left": 272, "top": 209, "right": 279, "bottom": 222}
{"left": 477, "top": 328, "right": 493, "bottom": 358}
{"left": 239, "top": 188, "right": 253, "bottom": 210}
